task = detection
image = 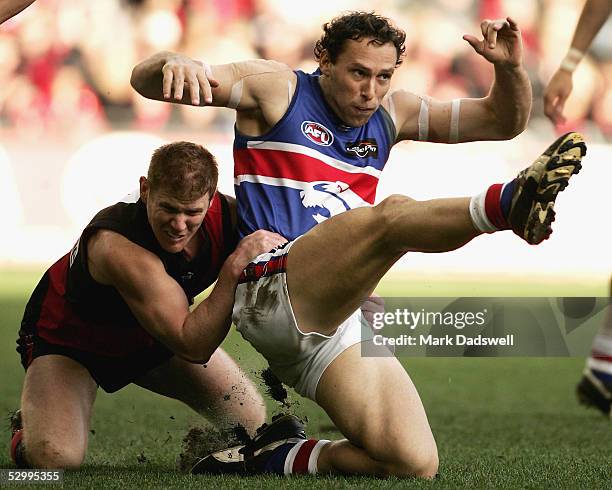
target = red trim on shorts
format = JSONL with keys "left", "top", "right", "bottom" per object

{"left": 484, "top": 183, "right": 508, "bottom": 230}
{"left": 292, "top": 439, "right": 318, "bottom": 474}
{"left": 239, "top": 254, "right": 287, "bottom": 284}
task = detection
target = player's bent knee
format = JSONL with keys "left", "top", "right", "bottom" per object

{"left": 376, "top": 194, "right": 416, "bottom": 215}
{"left": 374, "top": 194, "right": 417, "bottom": 245}
{"left": 411, "top": 450, "right": 439, "bottom": 479}
{"left": 27, "top": 440, "right": 85, "bottom": 469}
{"left": 383, "top": 445, "right": 439, "bottom": 479}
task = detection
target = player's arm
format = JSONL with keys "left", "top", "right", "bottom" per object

{"left": 130, "top": 51, "right": 293, "bottom": 111}
{"left": 390, "top": 17, "right": 531, "bottom": 143}
{"left": 544, "top": 0, "right": 612, "bottom": 124}
{"left": 87, "top": 228, "right": 286, "bottom": 363}
{"left": 0, "top": 0, "right": 35, "bottom": 25}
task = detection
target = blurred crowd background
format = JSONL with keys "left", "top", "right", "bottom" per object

{"left": 0, "top": 0, "right": 610, "bottom": 274}
{"left": 1, "top": 0, "right": 611, "bottom": 141}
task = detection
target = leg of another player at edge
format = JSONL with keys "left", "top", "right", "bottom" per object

{"left": 287, "top": 195, "right": 479, "bottom": 336}
{"left": 135, "top": 348, "right": 266, "bottom": 435}
{"left": 584, "top": 276, "right": 612, "bottom": 387}
{"left": 19, "top": 355, "right": 98, "bottom": 469}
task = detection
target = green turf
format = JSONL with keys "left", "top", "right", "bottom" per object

{"left": 0, "top": 269, "right": 610, "bottom": 488}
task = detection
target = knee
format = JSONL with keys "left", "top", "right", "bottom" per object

{"left": 26, "top": 438, "right": 85, "bottom": 469}
{"left": 408, "top": 449, "right": 439, "bottom": 479}
{"left": 374, "top": 194, "right": 417, "bottom": 243}
{"left": 385, "top": 446, "right": 439, "bottom": 479}
{"left": 376, "top": 194, "right": 416, "bottom": 218}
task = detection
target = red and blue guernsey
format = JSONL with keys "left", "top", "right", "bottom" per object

{"left": 233, "top": 70, "right": 396, "bottom": 240}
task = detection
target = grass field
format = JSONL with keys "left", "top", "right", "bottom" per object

{"left": 0, "top": 269, "right": 610, "bottom": 489}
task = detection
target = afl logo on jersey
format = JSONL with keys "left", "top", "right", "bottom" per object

{"left": 301, "top": 121, "right": 334, "bottom": 147}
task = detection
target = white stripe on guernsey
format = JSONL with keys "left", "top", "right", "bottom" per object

{"left": 469, "top": 190, "right": 496, "bottom": 233}
{"left": 234, "top": 174, "right": 371, "bottom": 208}
{"left": 284, "top": 440, "right": 308, "bottom": 475}
{"left": 307, "top": 440, "right": 331, "bottom": 474}
{"left": 227, "top": 79, "right": 243, "bottom": 109}
{"left": 245, "top": 141, "right": 383, "bottom": 179}
{"left": 418, "top": 98, "right": 429, "bottom": 141}
{"left": 449, "top": 98, "right": 461, "bottom": 143}
{"left": 592, "top": 334, "right": 612, "bottom": 356}
{"left": 587, "top": 357, "right": 612, "bottom": 375}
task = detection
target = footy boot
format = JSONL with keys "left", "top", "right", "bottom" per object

{"left": 189, "top": 444, "right": 246, "bottom": 475}
{"left": 242, "top": 414, "right": 307, "bottom": 474}
{"left": 576, "top": 369, "right": 612, "bottom": 418}
{"left": 190, "top": 414, "right": 306, "bottom": 475}
{"left": 508, "top": 132, "right": 586, "bottom": 245}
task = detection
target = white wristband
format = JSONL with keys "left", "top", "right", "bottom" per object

{"left": 560, "top": 58, "right": 578, "bottom": 72}
{"left": 560, "top": 47, "right": 584, "bottom": 73}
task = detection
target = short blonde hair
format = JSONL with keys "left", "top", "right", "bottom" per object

{"left": 148, "top": 141, "right": 218, "bottom": 201}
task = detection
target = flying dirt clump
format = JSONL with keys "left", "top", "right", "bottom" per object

{"left": 259, "top": 367, "right": 290, "bottom": 406}
{"left": 177, "top": 423, "right": 250, "bottom": 472}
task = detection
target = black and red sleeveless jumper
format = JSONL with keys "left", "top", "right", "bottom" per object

{"left": 17, "top": 192, "right": 237, "bottom": 392}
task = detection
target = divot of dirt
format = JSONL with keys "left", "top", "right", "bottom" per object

{"left": 177, "top": 423, "right": 248, "bottom": 472}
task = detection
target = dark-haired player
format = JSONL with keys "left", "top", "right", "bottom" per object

{"left": 130, "top": 12, "right": 585, "bottom": 477}
{"left": 10, "top": 141, "right": 287, "bottom": 469}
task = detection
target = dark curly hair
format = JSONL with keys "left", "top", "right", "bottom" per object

{"left": 314, "top": 12, "right": 406, "bottom": 66}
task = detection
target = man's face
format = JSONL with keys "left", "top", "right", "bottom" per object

{"left": 140, "top": 177, "right": 211, "bottom": 254}
{"left": 319, "top": 37, "right": 397, "bottom": 127}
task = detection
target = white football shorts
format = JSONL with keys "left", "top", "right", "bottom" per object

{"left": 232, "top": 239, "right": 367, "bottom": 401}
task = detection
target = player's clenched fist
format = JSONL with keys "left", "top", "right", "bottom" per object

{"left": 162, "top": 53, "right": 218, "bottom": 105}
{"left": 463, "top": 17, "right": 523, "bottom": 67}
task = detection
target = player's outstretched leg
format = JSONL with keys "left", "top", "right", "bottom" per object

{"left": 287, "top": 132, "right": 586, "bottom": 336}
{"left": 227, "top": 132, "right": 586, "bottom": 478}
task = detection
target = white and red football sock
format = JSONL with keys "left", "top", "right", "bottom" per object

{"left": 264, "top": 439, "right": 331, "bottom": 475}
{"left": 469, "top": 180, "right": 517, "bottom": 233}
